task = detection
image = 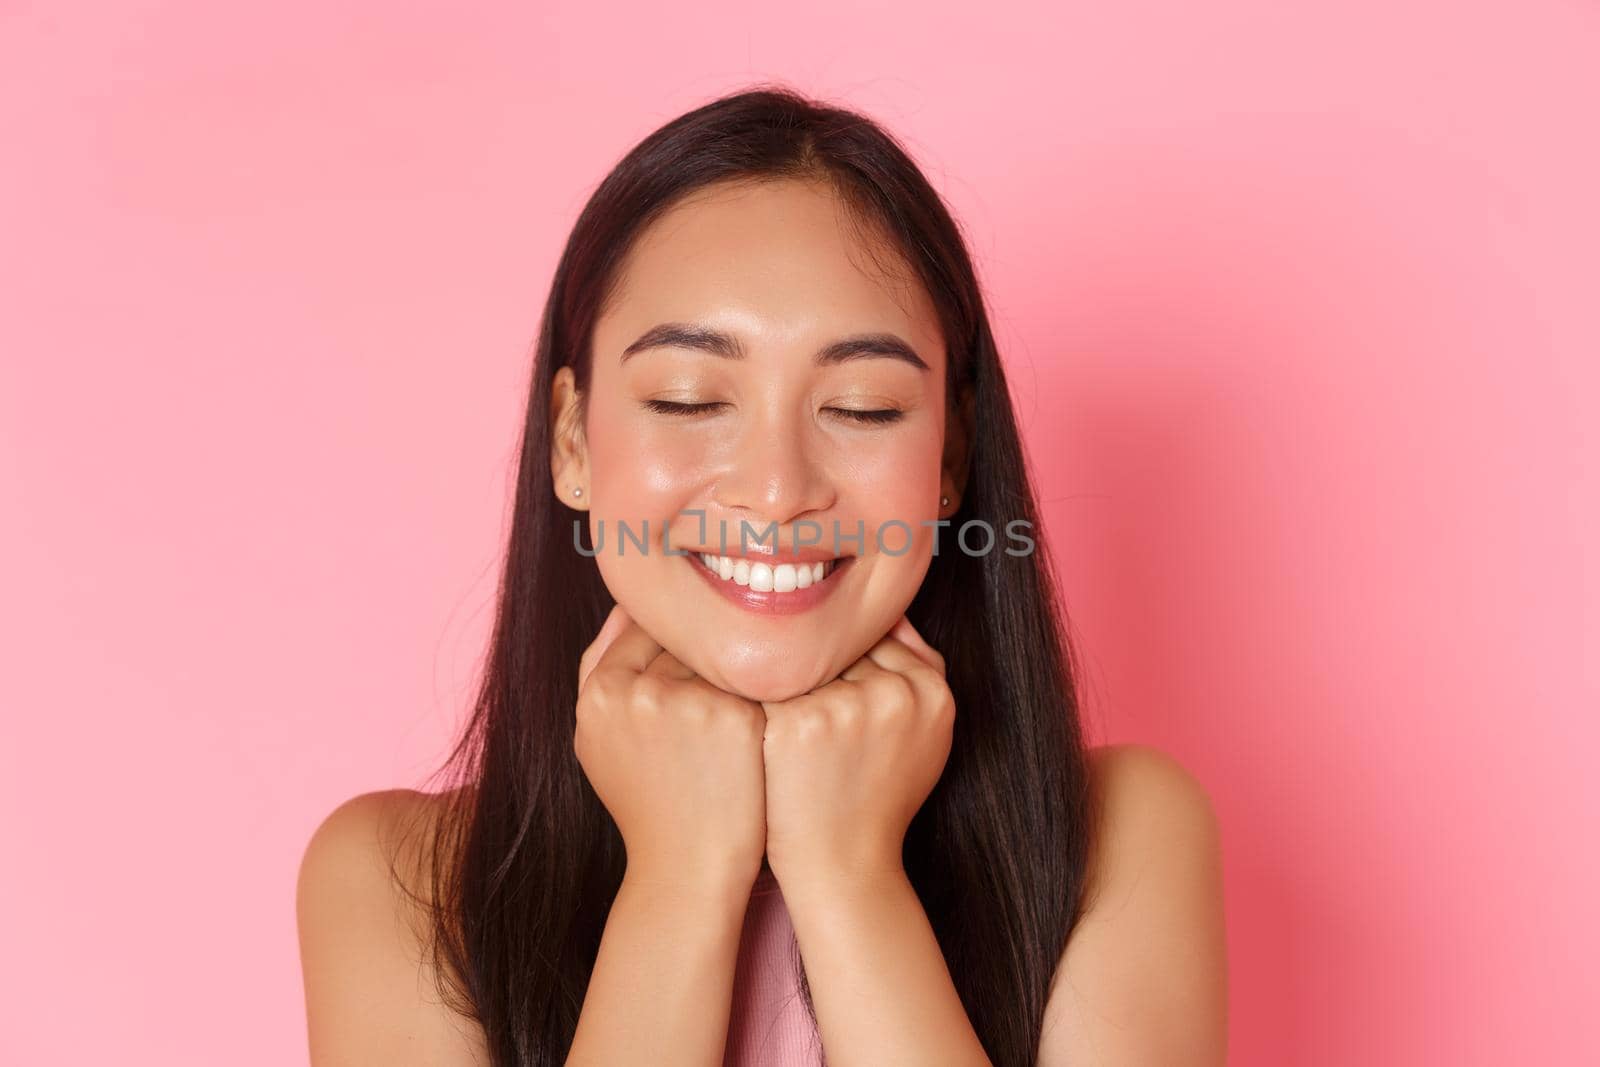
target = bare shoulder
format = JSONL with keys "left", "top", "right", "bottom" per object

{"left": 1037, "top": 743, "right": 1228, "bottom": 1067}
{"left": 1087, "top": 744, "right": 1220, "bottom": 879}
{"left": 296, "top": 787, "right": 489, "bottom": 1067}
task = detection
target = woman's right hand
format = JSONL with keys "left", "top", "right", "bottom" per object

{"left": 574, "top": 604, "right": 768, "bottom": 894}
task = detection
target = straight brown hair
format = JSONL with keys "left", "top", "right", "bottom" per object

{"left": 399, "top": 82, "right": 1097, "bottom": 1066}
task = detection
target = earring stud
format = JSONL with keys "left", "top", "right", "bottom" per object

{"left": 573, "top": 486, "right": 583, "bottom": 498}
{"left": 941, "top": 495, "right": 949, "bottom": 507}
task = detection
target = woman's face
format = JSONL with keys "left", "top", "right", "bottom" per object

{"left": 552, "top": 178, "right": 964, "bottom": 702}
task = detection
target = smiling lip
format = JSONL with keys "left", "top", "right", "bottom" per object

{"left": 679, "top": 543, "right": 843, "bottom": 564}
{"left": 686, "top": 552, "right": 854, "bottom": 616}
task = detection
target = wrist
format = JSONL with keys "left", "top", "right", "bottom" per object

{"left": 768, "top": 857, "right": 910, "bottom": 905}
{"left": 620, "top": 863, "right": 759, "bottom": 911}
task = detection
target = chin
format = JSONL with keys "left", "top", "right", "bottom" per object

{"left": 707, "top": 664, "right": 822, "bottom": 705}
{"left": 676, "top": 644, "right": 824, "bottom": 703}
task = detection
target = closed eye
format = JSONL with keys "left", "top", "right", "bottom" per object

{"left": 642, "top": 399, "right": 726, "bottom": 417}
{"left": 828, "top": 407, "right": 903, "bottom": 425}
{"left": 642, "top": 399, "right": 903, "bottom": 425}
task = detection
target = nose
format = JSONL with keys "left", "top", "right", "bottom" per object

{"left": 710, "top": 411, "right": 835, "bottom": 532}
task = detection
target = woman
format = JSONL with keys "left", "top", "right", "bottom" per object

{"left": 296, "top": 84, "right": 1227, "bottom": 1066}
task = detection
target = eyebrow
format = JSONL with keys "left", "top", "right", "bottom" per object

{"left": 619, "top": 322, "right": 930, "bottom": 371}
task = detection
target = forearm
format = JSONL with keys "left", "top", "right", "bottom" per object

{"left": 780, "top": 869, "right": 992, "bottom": 1066}
{"left": 566, "top": 873, "right": 750, "bottom": 1067}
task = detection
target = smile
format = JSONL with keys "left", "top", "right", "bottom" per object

{"left": 695, "top": 553, "right": 838, "bottom": 590}
{"left": 686, "top": 551, "right": 855, "bottom": 616}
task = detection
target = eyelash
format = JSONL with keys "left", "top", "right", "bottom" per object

{"left": 643, "top": 399, "right": 903, "bottom": 425}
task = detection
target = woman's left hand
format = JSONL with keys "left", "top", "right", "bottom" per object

{"left": 760, "top": 614, "right": 955, "bottom": 886}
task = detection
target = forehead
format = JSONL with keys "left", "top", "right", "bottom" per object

{"left": 595, "top": 178, "right": 946, "bottom": 374}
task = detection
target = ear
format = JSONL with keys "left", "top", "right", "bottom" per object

{"left": 549, "top": 365, "right": 590, "bottom": 511}
{"left": 939, "top": 380, "right": 974, "bottom": 516}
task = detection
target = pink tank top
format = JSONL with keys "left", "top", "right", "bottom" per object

{"left": 723, "top": 865, "right": 827, "bottom": 1066}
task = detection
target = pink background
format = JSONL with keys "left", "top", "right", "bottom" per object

{"left": 2, "top": 2, "right": 1595, "bottom": 1064}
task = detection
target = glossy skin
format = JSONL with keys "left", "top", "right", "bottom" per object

{"left": 296, "top": 746, "right": 1227, "bottom": 1066}
{"left": 549, "top": 176, "right": 964, "bottom": 704}
{"left": 296, "top": 177, "right": 1228, "bottom": 1066}
{"left": 571, "top": 604, "right": 768, "bottom": 893}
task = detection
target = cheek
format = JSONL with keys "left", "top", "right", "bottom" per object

{"left": 582, "top": 406, "right": 705, "bottom": 606}
{"left": 587, "top": 413, "right": 711, "bottom": 511}
{"left": 850, "top": 434, "right": 944, "bottom": 524}
{"left": 591, "top": 547, "right": 662, "bottom": 617}
{"left": 836, "top": 445, "right": 942, "bottom": 603}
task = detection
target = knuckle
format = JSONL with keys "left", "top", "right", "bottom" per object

{"left": 830, "top": 705, "right": 858, "bottom": 734}
{"left": 590, "top": 667, "right": 625, "bottom": 705}
{"left": 795, "top": 708, "right": 828, "bottom": 742}
{"left": 783, "top": 698, "right": 826, "bottom": 740}
{"left": 632, "top": 673, "right": 665, "bottom": 710}
{"left": 871, "top": 672, "right": 915, "bottom": 710}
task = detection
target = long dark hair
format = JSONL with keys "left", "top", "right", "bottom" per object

{"left": 398, "top": 82, "right": 1097, "bottom": 1066}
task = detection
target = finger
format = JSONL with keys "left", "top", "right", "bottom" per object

{"left": 592, "top": 609, "right": 665, "bottom": 679}
{"left": 577, "top": 604, "right": 628, "bottom": 694}
{"left": 863, "top": 634, "right": 929, "bottom": 676}
{"left": 864, "top": 631, "right": 953, "bottom": 715}
{"left": 838, "top": 615, "right": 932, "bottom": 682}
{"left": 590, "top": 603, "right": 629, "bottom": 655}
{"left": 840, "top": 655, "right": 883, "bottom": 682}
{"left": 643, "top": 647, "right": 697, "bottom": 680}
{"left": 883, "top": 615, "right": 945, "bottom": 673}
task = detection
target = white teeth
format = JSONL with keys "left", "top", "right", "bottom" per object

{"left": 694, "top": 553, "right": 839, "bottom": 593}
{"left": 750, "top": 562, "right": 773, "bottom": 591}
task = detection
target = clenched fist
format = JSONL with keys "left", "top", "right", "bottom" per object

{"left": 574, "top": 605, "right": 769, "bottom": 893}
{"left": 759, "top": 615, "right": 955, "bottom": 887}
